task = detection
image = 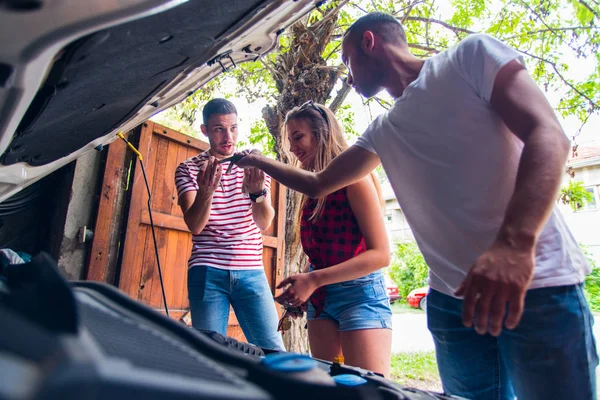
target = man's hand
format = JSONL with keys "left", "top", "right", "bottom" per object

{"left": 243, "top": 167, "right": 265, "bottom": 194}
{"left": 197, "top": 156, "right": 222, "bottom": 195}
{"left": 274, "top": 273, "right": 319, "bottom": 307}
{"left": 455, "top": 239, "right": 535, "bottom": 337}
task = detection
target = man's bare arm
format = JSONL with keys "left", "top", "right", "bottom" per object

{"left": 179, "top": 191, "right": 213, "bottom": 235}
{"left": 251, "top": 195, "right": 274, "bottom": 230}
{"left": 456, "top": 60, "right": 570, "bottom": 336}
{"left": 237, "top": 145, "right": 381, "bottom": 198}
{"left": 491, "top": 60, "right": 569, "bottom": 249}
{"left": 178, "top": 157, "right": 222, "bottom": 235}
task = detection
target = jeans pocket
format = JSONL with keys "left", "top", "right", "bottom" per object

{"left": 373, "top": 279, "right": 388, "bottom": 300}
{"left": 187, "top": 267, "right": 207, "bottom": 301}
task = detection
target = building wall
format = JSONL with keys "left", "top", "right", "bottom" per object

{"left": 384, "top": 198, "right": 414, "bottom": 245}
{"left": 559, "top": 165, "right": 600, "bottom": 265}
{"left": 57, "top": 149, "right": 104, "bottom": 280}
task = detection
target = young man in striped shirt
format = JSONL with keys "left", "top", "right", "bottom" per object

{"left": 175, "top": 98, "right": 284, "bottom": 351}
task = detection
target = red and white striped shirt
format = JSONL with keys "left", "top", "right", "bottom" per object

{"left": 175, "top": 152, "right": 270, "bottom": 270}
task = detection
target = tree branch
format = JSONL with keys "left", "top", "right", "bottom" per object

{"left": 328, "top": 77, "right": 352, "bottom": 114}
{"left": 324, "top": 41, "right": 343, "bottom": 61}
{"left": 516, "top": 0, "right": 590, "bottom": 55}
{"left": 373, "top": 96, "right": 391, "bottom": 110}
{"left": 408, "top": 43, "right": 440, "bottom": 54}
{"left": 517, "top": 0, "right": 560, "bottom": 38}
{"left": 575, "top": 111, "right": 593, "bottom": 137}
{"left": 350, "top": 2, "right": 368, "bottom": 14}
{"left": 311, "top": 0, "right": 349, "bottom": 31}
{"left": 579, "top": 0, "right": 600, "bottom": 20}
{"left": 316, "top": 65, "right": 346, "bottom": 72}
{"left": 394, "top": 0, "right": 426, "bottom": 16}
{"left": 400, "top": 0, "right": 425, "bottom": 24}
{"left": 403, "top": 16, "right": 476, "bottom": 35}
{"left": 518, "top": 49, "right": 599, "bottom": 110}
{"left": 503, "top": 25, "right": 598, "bottom": 40}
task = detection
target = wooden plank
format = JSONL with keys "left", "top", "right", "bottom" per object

{"left": 161, "top": 228, "right": 179, "bottom": 310}
{"left": 229, "top": 309, "right": 240, "bottom": 326}
{"left": 153, "top": 123, "right": 209, "bottom": 151}
{"left": 261, "top": 184, "right": 277, "bottom": 237}
{"left": 172, "top": 230, "right": 191, "bottom": 309}
{"left": 129, "top": 123, "right": 160, "bottom": 303}
{"left": 164, "top": 139, "right": 180, "bottom": 218}
{"left": 119, "top": 122, "right": 154, "bottom": 295}
{"left": 227, "top": 309, "right": 246, "bottom": 342}
{"left": 124, "top": 224, "right": 149, "bottom": 299}
{"left": 149, "top": 226, "right": 170, "bottom": 309}
{"left": 137, "top": 225, "right": 157, "bottom": 304}
{"left": 172, "top": 142, "right": 190, "bottom": 217}
{"left": 227, "top": 326, "right": 246, "bottom": 342}
{"left": 140, "top": 209, "right": 279, "bottom": 250}
{"left": 141, "top": 209, "right": 188, "bottom": 232}
{"left": 263, "top": 247, "right": 275, "bottom": 295}
{"left": 275, "top": 182, "right": 287, "bottom": 290}
{"left": 87, "top": 133, "right": 129, "bottom": 283}
{"left": 263, "top": 235, "right": 277, "bottom": 248}
{"left": 151, "top": 136, "right": 169, "bottom": 213}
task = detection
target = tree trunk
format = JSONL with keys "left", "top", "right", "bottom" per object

{"left": 260, "top": 9, "right": 352, "bottom": 353}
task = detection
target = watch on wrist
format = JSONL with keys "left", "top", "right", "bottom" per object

{"left": 249, "top": 188, "right": 267, "bottom": 203}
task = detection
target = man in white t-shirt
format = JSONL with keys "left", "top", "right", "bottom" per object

{"left": 175, "top": 98, "right": 284, "bottom": 351}
{"left": 236, "top": 12, "right": 597, "bottom": 400}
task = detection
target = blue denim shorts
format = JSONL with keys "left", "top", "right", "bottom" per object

{"left": 306, "top": 269, "right": 392, "bottom": 331}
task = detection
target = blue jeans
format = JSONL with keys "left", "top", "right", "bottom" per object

{"left": 428, "top": 285, "right": 598, "bottom": 400}
{"left": 188, "top": 266, "right": 285, "bottom": 351}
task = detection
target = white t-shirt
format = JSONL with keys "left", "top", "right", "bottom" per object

{"left": 354, "top": 33, "right": 589, "bottom": 297}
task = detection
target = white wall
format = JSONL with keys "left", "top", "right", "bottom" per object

{"left": 384, "top": 198, "right": 414, "bottom": 245}
{"left": 559, "top": 165, "right": 600, "bottom": 265}
{"left": 57, "top": 150, "right": 103, "bottom": 280}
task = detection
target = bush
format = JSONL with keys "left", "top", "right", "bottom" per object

{"left": 389, "top": 241, "right": 600, "bottom": 311}
{"left": 559, "top": 181, "right": 594, "bottom": 212}
{"left": 582, "top": 245, "right": 600, "bottom": 312}
{"left": 389, "top": 242, "right": 429, "bottom": 302}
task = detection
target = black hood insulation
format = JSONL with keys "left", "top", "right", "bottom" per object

{"left": 2, "top": 0, "right": 265, "bottom": 166}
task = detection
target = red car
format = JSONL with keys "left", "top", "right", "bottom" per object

{"left": 384, "top": 275, "right": 401, "bottom": 303}
{"left": 407, "top": 287, "right": 429, "bottom": 310}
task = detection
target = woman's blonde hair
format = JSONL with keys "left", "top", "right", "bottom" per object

{"left": 282, "top": 101, "right": 383, "bottom": 250}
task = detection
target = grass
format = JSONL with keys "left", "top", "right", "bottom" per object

{"left": 390, "top": 300, "right": 425, "bottom": 314}
{"left": 390, "top": 351, "right": 442, "bottom": 393}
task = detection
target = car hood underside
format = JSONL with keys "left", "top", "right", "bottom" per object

{"left": 0, "top": 0, "right": 319, "bottom": 202}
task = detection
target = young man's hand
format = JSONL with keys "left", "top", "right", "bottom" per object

{"left": 243, "top": 167, "right": 265, "bottom": 194}
{"left": 455, "top": 238, "right": 535, "bottom": 337}
{"left": 274, "top": 273, "right": 319, "bottom": 307}
{"left": 196, "top": 156, "right": 222, "bottom": 195}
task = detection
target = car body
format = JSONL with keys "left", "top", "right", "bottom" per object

{"left": 407, "top": 286, "right": 429, "bottom": 310}
{"left": 0, "top": 0, "right": 320, "bottom": 203}
{"left": 384, "top": 274, "right": 401, "bottom": 303}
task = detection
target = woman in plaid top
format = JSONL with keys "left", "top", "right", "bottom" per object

{"left": 274, "top": 101, "right": 393, "bottom": 377}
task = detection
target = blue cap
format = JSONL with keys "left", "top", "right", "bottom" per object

{"left": 333, "top": 374, "right": 368, "bottom": 386}
{"left": 262, "top": 353, "right": 316, "bottom": 372}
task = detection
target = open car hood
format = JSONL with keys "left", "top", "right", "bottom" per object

{"left": 0, "top": 0, "right": 320, "bottom": 202}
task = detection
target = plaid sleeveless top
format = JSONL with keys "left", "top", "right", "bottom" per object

{"left": 300, "top": 187, "right": 367, "bottom": 317}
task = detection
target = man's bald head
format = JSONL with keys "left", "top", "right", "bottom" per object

{"left": 343, "top": 12, "right": 407, "bottom": 47}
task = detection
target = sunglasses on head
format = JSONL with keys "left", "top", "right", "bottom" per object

{"left": 299, "top": 100, "right": 329, "bottom": 127}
